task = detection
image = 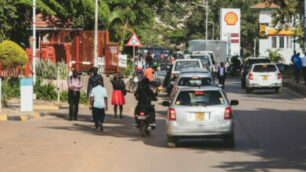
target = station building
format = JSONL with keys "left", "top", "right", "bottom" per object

{"left": 251, "top": 2, "right": 303, "bottom": 64}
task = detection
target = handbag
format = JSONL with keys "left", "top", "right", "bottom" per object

{"left": 120, "top": 80, "right": 127, "bottom": 96}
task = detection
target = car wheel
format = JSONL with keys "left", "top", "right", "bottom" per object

{"left": 223, "top": 134, "right": 235, "bottom": 148}
{"left": 275, "top": 87, "right": 282, "bottom": 93}
{"left": 167, "top": 136, "right": 177, "bottom": 148}
{"left": 246, "top": 87, "right": 252, "bottom": 93}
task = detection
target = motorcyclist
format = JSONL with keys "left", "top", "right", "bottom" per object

{"left": 134, "top": 78, "right": 157, "bottom": 127}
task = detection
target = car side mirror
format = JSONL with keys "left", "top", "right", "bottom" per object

{"left": 230, "top": 100, "right": 239, "bottom": 106}
{"left": 162, "top": 101, "right": 170, "bottom": 106}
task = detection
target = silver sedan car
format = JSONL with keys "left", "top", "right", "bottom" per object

{"left": 163, "top": 86, "right": 239, "bottom": 147}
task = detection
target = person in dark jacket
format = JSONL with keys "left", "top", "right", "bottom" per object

{"left": 217, "top": 62, "right": 227, "bottom": 89}
{"left": 134, "top": 78, "right": 157, "bottom": 127}
{"left": 110, "top": 73, "right": 125, "bottom": 119}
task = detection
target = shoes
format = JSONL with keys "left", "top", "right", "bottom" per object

{"left": 95, "top": 128, "right": 100, "bottom": 132}
{"left": 114, "top": 115, "right": 117, "bottom": 119}
{"left": 120, "top": 115, "right": 123, "bottom": 119}
{"left": 99, "top": 124, "right": 104, "bottom": 132}
{"left": 68, "top": 117, "right": 73, "bottom": 121}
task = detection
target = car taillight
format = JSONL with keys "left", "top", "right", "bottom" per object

{"left": 169, "top": 108, "right": 176, "bottom": 121}
{"left": 173, "top": 87, "right": 179, "bottom": 91}
{"left": 224, "top": 107, "right": 232, "bottom": 120}
{"left": 140, "top": 112, "right": 145, "bottom": 116}
{"left": 277, "top": 73, "right": 281, "bottom": 80}
{"left": 249, "top": 73, "right": 253, "bottom": 80}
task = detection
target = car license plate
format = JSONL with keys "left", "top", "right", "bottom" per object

{"left": 195, "top": 112, "right": 205, "bottom": 121}
{"left": 138, "top": 116, "right": 146, "bottom": 120}
{"left": 262, "top": 76, "right": 268, "bottom": 80}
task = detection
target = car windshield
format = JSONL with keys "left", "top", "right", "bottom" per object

{"left": 253, "top": 65, "right": 277, "bottom": 72}
{"left": 246, "top": 59, "right": 270, "bottom": 68}
{"left": 175, "top": 90, "right": 225, "bottom": 106}
{"left": 174, "top": 61, "right": 200, "bottom": 71}
{"left": 178, "top": 77, "right": 212, "bottom": 86}
{"left": 190, "top": 55, "right": 211, "bottom": 65}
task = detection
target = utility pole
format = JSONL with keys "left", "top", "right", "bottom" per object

{"left": 304, "top": 0, "right": 306, "bottom": 53}
{"left": 94, "top": 0, "right": 98, "bottom": 67}
{"left": 254, "top": 39, "right": 256, "bottom": 57}
{"left": 205, "top": 0, "right": 208, "bottom": 50}
{"left": 32, "top": 0, "right": 36, "bottom": 83}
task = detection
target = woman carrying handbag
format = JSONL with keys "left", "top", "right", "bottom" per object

{"left": 110, "top": 72, "right": 126, "bottom": 119}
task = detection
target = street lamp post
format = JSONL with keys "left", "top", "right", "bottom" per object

{"left": 32, "top": 0, "right": 36, "bottom": 83}
{"left": 205, "top": 0, "right": 208, "bottom": 50}
{"left": 94, "top": 0, "right": 98, "bottom": 67}
{"left": 192, "top": 1, "right": 209, "bottom": 50}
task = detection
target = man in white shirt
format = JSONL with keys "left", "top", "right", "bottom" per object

{"left": 90, "top": 79, "right": 108, "bottom": 132}
{"left": 301, "top": 54, "right": 306, "bottom": 85}
{"left": 217, "top": 62, "right": 227, "bottom": 88}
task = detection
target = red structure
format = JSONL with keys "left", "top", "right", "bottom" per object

{"left": 24, "top": 30, "right": 119, "bottom": 76}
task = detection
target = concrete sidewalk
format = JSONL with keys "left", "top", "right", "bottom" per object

{"left": 283, "top": 76, "right": 306, "bottom": 97}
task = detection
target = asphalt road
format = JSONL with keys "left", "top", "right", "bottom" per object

{"left": 0, "top": 78, "right": 306, "bottom": 172}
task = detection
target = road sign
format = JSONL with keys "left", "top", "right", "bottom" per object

{"left": 126, "top": 33, "right": 142, "bottom": 47}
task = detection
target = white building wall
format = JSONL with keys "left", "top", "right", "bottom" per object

{"left": 258, "top": 9, "right": 303, "bottom": 64}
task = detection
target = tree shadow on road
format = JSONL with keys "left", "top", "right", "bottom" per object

{"left": 212, "top": 108, "right": 306, "bottom": 172}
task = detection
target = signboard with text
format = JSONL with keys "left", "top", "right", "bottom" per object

{"left": 220, "top": 8, "right": 241, "bottom": 56}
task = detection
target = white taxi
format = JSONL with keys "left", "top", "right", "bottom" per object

{"left": 245, "top": 63, "right": 282, "bottom": 93}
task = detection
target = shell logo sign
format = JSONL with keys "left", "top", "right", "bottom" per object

{"left": 224, "top": 12, "right": 238, "bottom": 25}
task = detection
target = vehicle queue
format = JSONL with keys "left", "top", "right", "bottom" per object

{"left": 132, "top": 50, "right": 283, "bottom": 148}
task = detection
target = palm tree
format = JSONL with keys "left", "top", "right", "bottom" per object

{"left": 267, "top": 49, "right": 284, "bottom": 63}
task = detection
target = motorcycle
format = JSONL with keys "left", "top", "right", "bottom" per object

{"left": 135, "top": 105, "right": 156, "bottom": 137}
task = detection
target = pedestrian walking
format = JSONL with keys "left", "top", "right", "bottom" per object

{"left": 135, "top": 56, "right": 145, "bottom": 71}
{"left": 292, "top": 53, "right": 302, "bottom": 84}
{"left": 87, "top": 67, "right": 104, "bottom": 121}
{"left": 67, "top": 69, "right": 84, "bottom": 120}
{"left": 110, "top": 73, "right": 126, "bottom": 119}
{"left": 301, "top": 53, "right": 306, "bottom": 85}
{"left": 217, "top": 62, "right": 227, "bottom": 88}
{"left": 90, "top": 79, "right": 108, "bottom": 132}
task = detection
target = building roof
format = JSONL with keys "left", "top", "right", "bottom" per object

{"left": 250, "top": 2, "right": 279, "bottom": 9}
{"left": 36, "top": 13, "right": 73, "bottom": 29}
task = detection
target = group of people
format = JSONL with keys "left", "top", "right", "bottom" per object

{"left": 291, "top": 52, "right": 306, "bottom": 85}
{"left": 67, "top": 68, "right": 126, "bottom": 132}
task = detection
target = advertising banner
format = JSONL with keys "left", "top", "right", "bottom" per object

{"left": 220, "top": 8, "right": 241, "bottom": 56}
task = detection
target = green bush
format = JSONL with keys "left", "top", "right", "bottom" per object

{"left": 34, "top": 79, "right": 57, "bottom": 101}
{"left": 1, "top": 78, "right": 20, "bottom": 106}
{"left": 36, "top": 60, "right": 69, "bottom": 80}
{"left": 0, "top": 40, "right": 28, "bottom": 68}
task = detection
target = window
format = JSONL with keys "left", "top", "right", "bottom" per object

{"left": 272, "top": 37, "right": 277, "bottom": 48}
{"left": 287, "top": 36, "right": 292, "bottom": 48}
{"left": 279, "top": 37, "right": 284, "bottom": 48}
{"left": 174, "top": 61, "right": 201, "bottom": 71}
{"left": 253, "top": 65, "right": 277, "bottom": 72}
{"left": 175, "top": 90, "right": 225, "bottom": 106}
{"left": 178, "top": 77, "right": 213, "bottom": 86}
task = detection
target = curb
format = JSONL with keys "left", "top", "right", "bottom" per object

{"left": 283, "top": 81, "right": 306, "bottom": 97}
{"left": 34, "top": 105, "right": 59, "bottom": 110}
{"left": 0, "top": 113, "right": 45, "bottom": 121}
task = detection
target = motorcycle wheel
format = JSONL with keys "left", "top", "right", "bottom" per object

{"left": 139, "top": 125, "right": 147, "bottom": 137}
{"left": 129, "top": 83, "right": 137, "bottom": 93}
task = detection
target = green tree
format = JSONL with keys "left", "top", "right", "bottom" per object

{"left": 0, "top": 40, "right": 29, "bottom": 68}
{"left": 267, "top": 49, "right": 284, "bottom": 63}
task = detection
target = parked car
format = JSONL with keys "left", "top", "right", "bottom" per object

{"left": 245, "top": 63, "right": 282, "bottom": 93}
{"left": 171, "top": 68, "right": 215, "bottom": 99}
{"left": 241, "top": 57, "right": 270, "bottom": 88}
{"left": 162, "top": 86, "right": 239, "bottom": 148}
{"left": 167, "top": 59, "right": 203, "bottom": 95}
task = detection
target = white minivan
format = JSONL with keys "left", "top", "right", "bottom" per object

{"left": 245, "top": 63, "right": 282, "bottom": 93}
